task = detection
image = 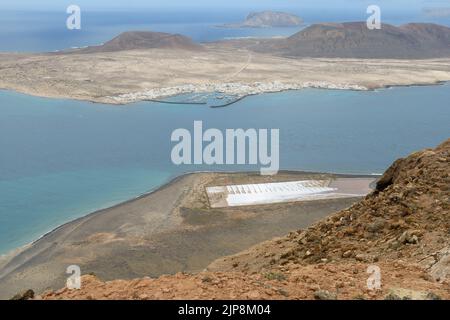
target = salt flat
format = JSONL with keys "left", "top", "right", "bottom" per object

{"left": 207, "top": 178, "right": 375, "bottom": 208}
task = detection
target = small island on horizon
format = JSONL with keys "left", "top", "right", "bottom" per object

{"left": 220, "top": 10, "right": 304, "bottom": 28}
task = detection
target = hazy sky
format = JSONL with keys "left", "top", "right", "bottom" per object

{"left": 2, "top": 0, "right": 450, "bottom": 11}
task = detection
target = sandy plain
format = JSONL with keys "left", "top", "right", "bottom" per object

{"left": 1, "top": 46, "right": 450, "bottom": 104}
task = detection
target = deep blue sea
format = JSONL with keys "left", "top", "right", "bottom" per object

{"left": 0, "top": 7, "right": 449, "bottom": 255}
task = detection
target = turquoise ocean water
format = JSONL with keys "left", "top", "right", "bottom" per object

{"left": 0, "top": 6, "right": 449, "bottom": 254}
{"left": 0, "top": 84, "right": 449, "bottom": 254}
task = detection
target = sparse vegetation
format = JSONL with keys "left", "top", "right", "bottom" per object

{"left": 264, "top": 272, "right": 287, "bottom": 281}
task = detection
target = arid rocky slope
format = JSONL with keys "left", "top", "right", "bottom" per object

{"left": 38, "top": 139, "right": 450, "bottom": 300}
{"left": 239, "top": 22, "right": 450, "bottom": 59}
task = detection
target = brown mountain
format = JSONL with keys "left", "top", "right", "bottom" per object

{"left": 77, "top": 31, "right": 203, "bottom": 53}
{"left": 252, "top": 22, "right": 450, "bottom": 58}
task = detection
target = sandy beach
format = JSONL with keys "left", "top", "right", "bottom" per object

{"left": 0, "top": 171, "right": 375, "bottom": 299}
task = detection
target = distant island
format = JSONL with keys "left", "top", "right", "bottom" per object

{"left": 221, "top": 11, "right": 303, "bottom": 28}
{"left": 247, "top": 22, "right": 450, "bottom": 59}
{"left": 0, "top": 22, "right": 450, "bottom": 104}
{"left": 71, "top": 22, "right": 450, "bottom": 58}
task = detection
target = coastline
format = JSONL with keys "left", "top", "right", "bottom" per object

{"left": 2, "top": 12, "right": 450, "bottom": 300}
{"left": 1, "top": 45, "right": 450, "bottom": 106}
{"left": 0, "top": 172, "right": 189, "bottom": 264}
{"left": 0, "top": 79, "right": 446, "bottom": 261}
{"left": 0, "top": 169, "right": 376, "bottom": 269}
{"left": 105, "top": 81, "right": 369, "bottom": 105}
{"left": 1, "top": 79, "right": 449, "bottom": 106}
{"left": 0, "top": 170, "right": 376, "bottom": 299}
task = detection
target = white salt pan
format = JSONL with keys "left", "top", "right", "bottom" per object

{"left": 207, "top": 179, "right": 369, "bottom": 208}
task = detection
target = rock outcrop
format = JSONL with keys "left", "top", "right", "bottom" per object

{"left": 222, "top": 11, "right": 303, "bottom": 28}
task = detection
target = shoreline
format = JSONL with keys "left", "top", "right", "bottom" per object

{"left": 105, "top": 81, "right": 370, "bottom": 105}
{"left": 0, "top": 170, "right": 377, "bottom": 298}
{"left": 103, "top": 79, "right": 450, "bottom": 106}
{"left": 1, "top": 80, "right": 449, "bottom": 106}
{"left": 2, "top": 45, "right": 450, "bottom": 106}
{"left": 0, "top": 169, "right": 378, "bottom": 264}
